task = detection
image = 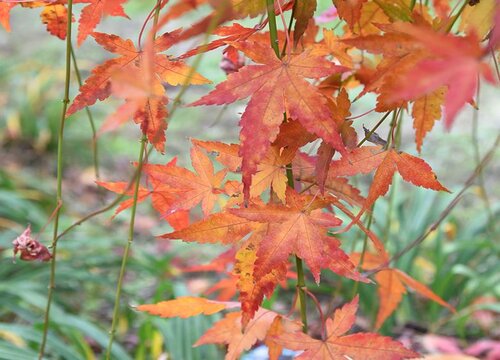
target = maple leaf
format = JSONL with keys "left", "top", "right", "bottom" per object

{"left": 191, "top": 40, "right": 347, "bottom": 201}
{"left": 231, "top": 188, "right": 363, "bottom": 283}
{"left": 361, "top": 149, "right": 448, "bottom": 213}
{"left": 66, "top": 30, "right": 210, "bottom": 150}
{"left": 412, "top": 87, "right": 445, "bottom": 152}
{"left": 352, "top": 252, "right": 455, "bottom": 329}
{"left": 137, "top": 296, "right": 238, "bottom": 318}
{"left": 0, "top": 3, "right": 16, "bottom": 32}
{"left": 40, "top": 4, "right": 72, "bottom": 40}
{"left": 180, "top": 22, "right": 262, "bottom": 59}
{"left": 385, "top": 23, "right": 495, "bottom": 128}
{"left": 192, "top": 139, "right": 242, "bottom": 172}
{"left": 332, "top": 0, "right": 367, "bottom": 31}
{"left": 293, "top": 0, "right": 317, "bottom": 46}
{"left": 77, "top": 0, "right": 129, "bottom": 46}
{"left": 235, "top": 234, "right": 287, "bottom": 326}
{"left": 276, "top": 295, "right": 420, "bottom": 359}
{"left": 96, "top": 180, "right": 151, "bottom": 217}
{"left": 144, "top": 145, "right": 227, "bottom": 216}
{"left": 160, "top": 211, "right": 258, "bottom": 245}
{"left": 194, "top": 308, "right": 301, "bottom": 360}
{"left": 292, "top": 152, "right": 366, "bottom": 207}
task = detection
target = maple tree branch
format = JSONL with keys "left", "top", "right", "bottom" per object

{"left": 70, "top": 44, "right": 100, "bottom": 180}
{"left": 39, "top": 0, "right": 74, "bottom": 358}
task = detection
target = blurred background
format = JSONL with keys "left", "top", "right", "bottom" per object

{"left": 0, "top": 2, "right": 498, "bottom": 359}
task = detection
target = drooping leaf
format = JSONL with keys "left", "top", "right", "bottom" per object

{"left": 191, "top": 40, "right": 347, "bottom": 201}
{"left": 137, "top": 296, "right": 238, "bottom": 318}
{"left": 293, "top": 0, "right": 317, "bottom": 46}
{"left": 77, "top": 0, "right": 129, "bottom": 46}
{"left": 66, "top": 30, "right": 209, "bottom": 150}
{"left": 352, "top": 252, "right": 455, "bottom": 329}
{"left": 276, "top": 295, "right": 419, "bottom": 359}
{"left": 234, "top": 235, "right": 287, "bottom": 326}
{"left": 40, "top": 4, "right": 71, "bottom": 40}
{"left": 411, "top": 87, "right": 445, "bottom": 152}
{"left": 363, "top": 149, "right": 448, "bottom": 212}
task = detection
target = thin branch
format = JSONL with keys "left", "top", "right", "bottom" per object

{"left": 39, "top": 0, "right": 74, "bottom": 358}
{"left": 70, "top": 44, "right": 100, "bottom": 179}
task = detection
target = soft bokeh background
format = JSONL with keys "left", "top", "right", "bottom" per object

{"left": 0, "top": 2, "right": 498, "bottom": 359}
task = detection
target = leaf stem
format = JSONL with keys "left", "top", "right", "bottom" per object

{"left": 70, "top": 44, "right": 100, "bottom": 179}
{"left": 39, "top": 0, "right": 73, "bottom": 358}
{"left": 267, "top": 0, "right": 280, "bottom": 57}
{"left": 105, "top": 135, "right": 147, "bottom": 359}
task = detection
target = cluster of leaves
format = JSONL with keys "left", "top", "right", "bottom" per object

{"left": 3, "top": 0, "right": 499, "bottom": 358}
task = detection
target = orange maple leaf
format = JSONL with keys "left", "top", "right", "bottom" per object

{"left": 194, "top": 308, "right": 301, "bottom": 360}
{"left": 191, "top": 40, "right": 347, "bottom": 201}
{"left": 137, "top": 296, "right": 238, "bottom": 318}
{"left": 231, "top": 188, "right": 363, "bottom": 283}
{"left": 362, "top": 149, "right": 449, "bottom": 213}
{"left": 385, "top": 23, "right": 495, "bottom": 128}
{"left": 144, "top": 145, "right": 227, "bottom": 216}
{"left": 160, "top": 211, "right": 258, "bottom": 245}
{"left": 352, "top": 252, "right": 455, "bottom": 329}
{"left": 77, "top": 0, "right": 129, "bottom": 46}
{"left": 276, "top": 295, "right": 420, "bottom": 359}
{"left": 66, "top": 30, "right": 210, "bottom": 150}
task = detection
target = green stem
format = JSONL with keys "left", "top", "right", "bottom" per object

{"left": 471, "top": 85, "right": 495, "bottom": 232}
{"left": 445, "top": 0, "right": 467, "bottom": 33}
{"left": 70, "top": 44, "right": 100, "bottom": 179}
{"left": 39, "top": 0, "right": 73, "bottom": 358}
{"left": 267, "top": 0, "right": 280, "bottom": 57}
{"left": 105, "top": 136, "right": 147, "bottom": 359}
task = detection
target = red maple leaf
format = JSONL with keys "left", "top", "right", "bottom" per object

{"left": 144, "top": 145, "right": 227, "bottom": 216}
{"left": 276, "top": 295, "right": 419, "bottom": 359}
{"left": 191, "top": 40, "right": 347, "bottom": 201}
{"left": 77, "top": 0, "right": 129, "bottom": 46}
{"left": 385, "top": 23, "right": 495, "bottom": 128}
{"left": 231, "top": 188, "right": 364, "bottom": 283}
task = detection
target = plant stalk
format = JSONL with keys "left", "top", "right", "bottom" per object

{"left": 105, "top": 136, "right": 147, "bottom": 359}
{"left": 267, "top": 0, "right": 280, "bottom": 57}
{"left": 39, "top": 0, "right": 73, "bottom": 358}
{"left": 70, "top": 44, "right": 100, "bottom": 179}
